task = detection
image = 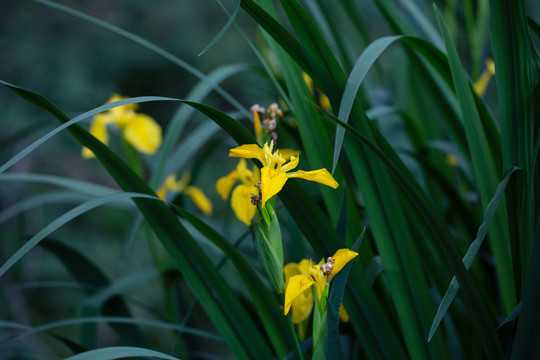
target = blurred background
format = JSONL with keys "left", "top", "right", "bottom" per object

{"left": 1, "top": 0, "right": 539, "bottom": 359}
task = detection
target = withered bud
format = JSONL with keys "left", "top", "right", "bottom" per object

{"left": 250, "top": 193, "right": 261, "bottom": 206}
{"left": 320, "top": 256, "right": 336, "bottom": 275}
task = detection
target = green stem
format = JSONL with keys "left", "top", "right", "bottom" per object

{"left": 288, "top": 314, "right": 305, "bottom": 360}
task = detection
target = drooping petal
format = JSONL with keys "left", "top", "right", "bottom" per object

{"left": 287, "top": 168, "right": 339, "bottom": 189}
{"left": 260, "top": 167, "right": 288, "bottom": 208}
{"left": 82, "top": 114, "right": 110, "bottom": 159}
{"left": 284, "top": 275, "right": 314, "bottom": 316}
{"left": 231, "top": 184, "right": 257, "bottom": 226}
{"left": 229, "top": 144, "right": 265, "bottom": 164}
{"left": 280, "top": 155, "right": 299, "bottom": 172}
{"left": 123, "top": 114, "right": 162, "bottom": 154}
{"left": 329, "top": 248, "right": 359, "bottom": 280}
{"left": 284, "top": 259, "right": 316, "bottom": 323}
{"left": 291, "top": 287, "right": 314, "bottom": 324}
{"left": 185, "top": 186, "right": 212, "bottom": 216}
{"left": 216, "top": 171, "right": 239, "bottom": 200}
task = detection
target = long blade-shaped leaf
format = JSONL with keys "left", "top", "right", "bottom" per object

{"left": 428, "top": 166, "right": 521, "bottom": 341}
{"left": 435, "top": 7, "right": 515, "bottom": 314}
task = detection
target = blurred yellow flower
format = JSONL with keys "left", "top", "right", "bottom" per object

{"left": 216, "top": 159, "right": 260, "bottom": 226}
{"left": 82, "top": 94, "right": 162, "bottom": 159}
{"left": 229, "top": 141, "right": 338, "bottom": 208}
{"left": 283, "top": 249, "right": 358, "bottom": 321}
{"left": 474, "top": 58, "right": 495, "bottom": 97}
{"left": 157, "top": 173, "right": 212, "bottom": 216}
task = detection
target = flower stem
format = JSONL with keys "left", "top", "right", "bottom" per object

{"left": 288, "top": 314, "right": 305, "bottom": 360}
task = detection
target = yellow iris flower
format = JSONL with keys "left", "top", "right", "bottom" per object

{"left": 82, "top": 94, "right": 162, "bottom": 159}
{"left": 157, "top": 173, "right": 212, "bottom": 216}
{"left": 283, "top": 249, "right": 358, "bottom": 321}
{"left": 216, "top": 159, "right": 260, "bottom": 226}
{"left": 229, "top": 141, "right": 338, "bottom": 208}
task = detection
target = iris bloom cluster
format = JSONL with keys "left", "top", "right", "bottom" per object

{"left": 82, "top": 94, "right": 162, "bottom": 159}
{"left": 157, "top": 173, "right": 212, "bottom": 216}
{"left": 283, "top": 249, "right": 358, "bottom": 323}
{"left": 229, "top": 141, "right": 338, "bottom": 208}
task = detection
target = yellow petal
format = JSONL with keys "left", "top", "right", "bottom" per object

{"left": 278, "top": 149, "right": 300, "bottom": 161}
{"left": 330, "top": 248, "right": 359, "bottom": 280}
{"left": 229, "top": 144, "right": 265, "bottom": 164}
{"left": 260, "top": 167, "right": 288, "bottom": 208}
{"left": 284, "top": 263, "right": 302, "bottom": 283}
{"left": 236, "top": 159, "right": 255, "bottom": 185}
{"left": 287, "top": 168, "right": 339, "bottom": 189}
{"left": 82, "top": 115, "right": 109, "bottom": 159}
{"left": 185, "top": 186, "right": 212, "bottom": 216}
{"left": 123, "top": 114, "right": 162, "bottom": 154}
{"left": 298, "top": 259, "right": 313, "bottom": 275}
{"left": 291, "top": 287, "right": 314, "bottom": 324}
{"left": 216, "top": 171, "right": 239, "bottom": 200}
{"left": 280, "top": 155, "right": 299, "bottom": 173}
{"left": 231, "top": 184, "right": 257, "bottom": 226}
{"left": 339, "top": 304, "right": 349, "bottom": 322}
{"left": 284, "top": 275, "right": 314, "bottom": 316}
{"left": 309, "top": 265, "right": 327, "bottom": 300}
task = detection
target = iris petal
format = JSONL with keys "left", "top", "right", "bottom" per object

{"left": 287, "top": 169, "right": 339, "bottom": 189}
{"left": 185, "top": 186, "right": 213, "bottom": 216}
{"left": 216, "top": 171, "right": 239, "bottom": 200}
{"left": 231, "top": 184, "right": 257, "bottom": 226}
{"left": 229, "top": 144, "right": 265, "bottom": 164}
{"left": 261, "top": 167, "right": 288, "bottom": 208}
{"left": 330, "top": 249, "right": 359, "bottom": 278}
{"left": 82, "top": 115, "right": 110, "bottom": 159}
{"left": 123, "top": 114, "right": 162, "bottom": 154}
{"left": 284, "top": 275, "right": 315, "bottom": 316}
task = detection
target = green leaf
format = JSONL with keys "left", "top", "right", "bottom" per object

{"left": 333, "top": 35, "right": 402, "bottom": 174}
{"left": 435, "top": 6, "right": 515, "bottom": 316}
{"left": 41, "top": 239, "right": 147, "bottom": 347}
{"left": 0, "top": 192, "right": 157, "bottom": 278}
{"left": 173, "top": 206, "right": 292, "bottom": 358}
{"left": 321, "top": 109, "right": 505, "bottom": 359}
{"left": 428, "top": 166, "right": 521, "bottom": 341}
{"left": 63, "top": 346, "right": 180, "bottom": 360}
{"left": 198, "top": 0, "right": 241, "bottom": 56}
